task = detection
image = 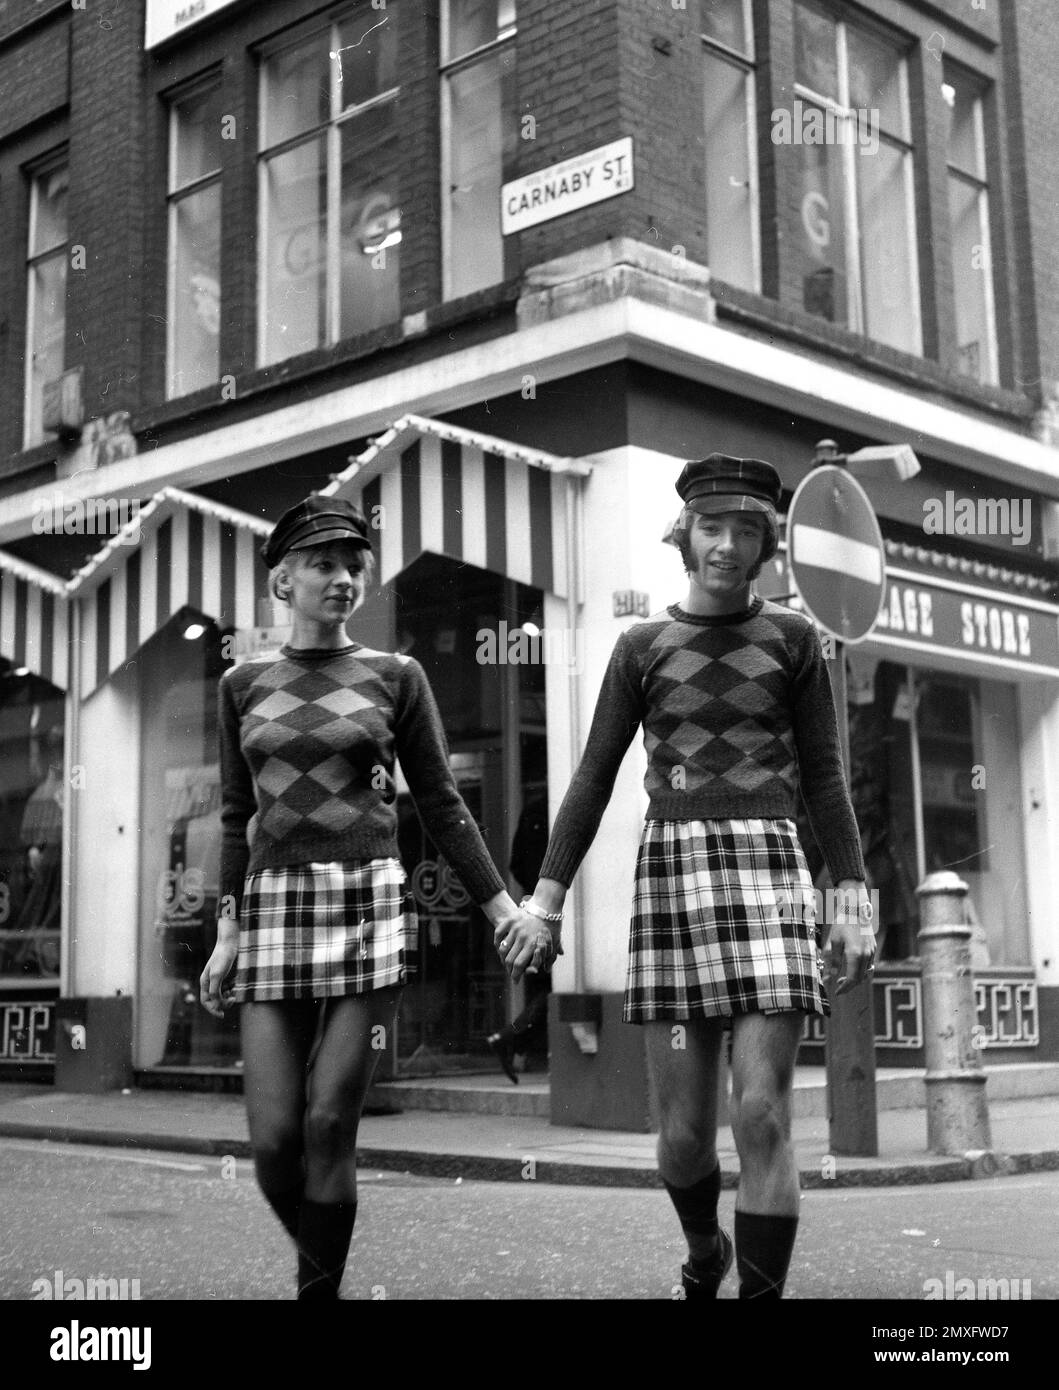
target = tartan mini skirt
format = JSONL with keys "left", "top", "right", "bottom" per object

{"left": 233, "top": 858, "right": 418, "bottom": 1003}
{"left": 624, "top": 818, "right": 828, "bottom": 1023}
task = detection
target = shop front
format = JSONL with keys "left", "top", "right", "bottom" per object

{"left": 757, "top": 539, "right": 1058, "bottom": 1066}
{"left": 0, "top": 555, "right": 69, "bottom": 1076}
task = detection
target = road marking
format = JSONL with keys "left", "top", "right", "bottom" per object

{"left": 0, "top": 1139, "right": 205, "bottom": 1172}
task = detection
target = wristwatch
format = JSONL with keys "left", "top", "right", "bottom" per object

{"left": 520, "top": 896, "right": 563, "bottom": 924}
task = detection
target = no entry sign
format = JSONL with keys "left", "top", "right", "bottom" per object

{"left": 787, "top": 465, "right": 886, "bottom": 644}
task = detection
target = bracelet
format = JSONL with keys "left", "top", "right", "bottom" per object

{"left": 520, "top": 896, "right": 563, "bottom": 924}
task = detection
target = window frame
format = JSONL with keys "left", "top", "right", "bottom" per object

{"left": 166, "top": 71, "right": 224, "bottom": 400}
{"left": 701, "top": 0, "right": 761, "bottom": 293}
{"left": 23, "top": 150, "right": 69, "bottom": 451}
{"left": 943, "top": 65, "right": 998, "bottom": 385}
{"left": 256, "top": 7, "right": 401, "bottom": 366}
{"left": 439, "top": 0, "right": 518, "bottom": 303}
{"left": 791, "top": 1, "right": 922, "bottom": 354}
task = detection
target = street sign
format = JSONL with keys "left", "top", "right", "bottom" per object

{"left": 787, "top": 464, "right": 886, "bottom": 644}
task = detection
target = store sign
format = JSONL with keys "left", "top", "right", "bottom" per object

{"left": 761, "top": 551, "right": 1059, "bottom": 675}
{"left": 501, "top": 137, "right": 634, "bottom": 234}
{"left": 145, "top": 0, "right": 241, "bottom": 49}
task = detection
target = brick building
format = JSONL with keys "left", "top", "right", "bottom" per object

{"left": 0, "top": 0, "right": 1057, "bottom": 1125}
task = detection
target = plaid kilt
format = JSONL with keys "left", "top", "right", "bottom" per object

{"left": 625, "top": 818, "right": 827, "bottom": 1023}
{"left": 233, "top": 858, "right": 418, "bottom": 1003}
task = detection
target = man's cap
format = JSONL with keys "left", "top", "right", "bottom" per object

{"left": 261, "top": 495, "right": 372, "bottom": 568}
{"left": 676, "top": 454, "right": 782, "bottom": 516}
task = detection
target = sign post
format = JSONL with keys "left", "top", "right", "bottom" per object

{"left": 787, "top": 441, "right": 885, "bottom": 1157}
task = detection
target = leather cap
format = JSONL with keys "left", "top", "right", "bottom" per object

{"left": 676, "top": 454, "right": 782, "bottom": 515}
{"left": 261, "top": 495, "right": 371, "bottom": 568}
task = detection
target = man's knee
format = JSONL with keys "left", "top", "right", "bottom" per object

{"left": 730, "top": 1089, "right": 788, "bottom": 1156}
{"left": 658, "top": 1111, "right": 716, "bottom": 1176}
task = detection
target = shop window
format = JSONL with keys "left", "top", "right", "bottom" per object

{"left": 167, "top": 76, "right": 223, "bottom": 399}
{"left": 137, "top": 612, "right": 238, "bottom": 1069}
{"left": 940, "top": 66, "right": 998, "bottom": 384}
{"left": 440, "top": 0, "right": 517, "bottom": 301}
{"left": 789, "top": 3, "right": 921, "bottom": 355}
{"left": 0, "top": 668, "right": 65, "bottom": 984}
{"left": 702, "top": 0, "right": 760, "bottom": 291}
{"left": 258, "top": 5, "right": 401, "bottom": 366}
{"left": 23, "top": 155, "right": 68, "bottom": 449}
{"left": 799, "top": 654, "right": 1028, "bottom": 968}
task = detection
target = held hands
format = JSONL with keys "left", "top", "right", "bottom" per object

{"left": 199, "top": 921, "right": 239, "bottom": 1017}
{"left": 494, "top": 908, "right": 561, "bottom": 984}
{"left": 825, "top": 880, "right": 876, "bottom": 996}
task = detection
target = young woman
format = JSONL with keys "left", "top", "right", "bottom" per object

{"left": 497, "top": 455, "right": 875, "bottom": 1300}
{"left": 200, "top": 494, "right": 523, "bottom": 1300}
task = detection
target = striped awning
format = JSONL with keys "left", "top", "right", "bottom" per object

{"left": 0, "top": 551, "right": 69, "bottom": 689}
{"left": 66, "top": 487, "right": 273, "bottom": 698}
{"left": 318, "top": 415, "right": 591, "bottom": 599}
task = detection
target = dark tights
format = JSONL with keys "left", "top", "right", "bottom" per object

{"left": 241, "top": 989, "right": 401, "bottom": 1294}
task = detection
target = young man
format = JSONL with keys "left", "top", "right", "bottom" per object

{"left": 496, "top": 455, "right": 874, "bottom": 1300}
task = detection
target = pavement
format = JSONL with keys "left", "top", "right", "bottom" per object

{"left": 1, "top": 1067, "right": 1058, "bottom": 1188}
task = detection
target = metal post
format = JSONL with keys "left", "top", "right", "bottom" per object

{"left": 812, "top": 441, "right": 879, "bottom": 1157}
{"left": 916, "top": 871, "right": 991, "bottom": 1155}
{"left": 824, "top": 639, "right": 879, "bottom": 1156}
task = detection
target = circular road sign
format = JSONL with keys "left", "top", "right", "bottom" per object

{"left": 786, "top": 465, "right": 886, "bottom": 644}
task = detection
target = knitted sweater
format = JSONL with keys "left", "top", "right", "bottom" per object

{"left": 217, "top": 643, "right": 505, "bottom": 918}
{"left": 538, "top": 597, "right": 866, "bottom": 888}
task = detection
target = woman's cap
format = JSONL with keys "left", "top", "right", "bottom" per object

{"left": 261, "top": 495, "right": 371, "bottom": 568}
{"left": 676, "top": 454, "right": 782, "bottom": 516}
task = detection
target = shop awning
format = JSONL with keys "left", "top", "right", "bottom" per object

{"left": 319, "top": 415, "right": 592, "bottom": 599}
{"left": 0, "top": 551, "right": 70, "bottom": 689}
{"left": 66, "top": 487, "right": 273, "bottom": 698}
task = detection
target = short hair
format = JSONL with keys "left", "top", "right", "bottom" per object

{"left": 670, "top": 506, "right": 777, "bottom": 580}
{"left": 269, "top": 543, "right": 376, "bottom": 608}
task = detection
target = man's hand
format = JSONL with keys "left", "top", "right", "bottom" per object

{"left": 826, "top": 880, "right": 876, "bottom": 996}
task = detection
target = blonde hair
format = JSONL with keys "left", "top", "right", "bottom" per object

{"left": 269, "top": 545, "right": 376, "bottom": 608}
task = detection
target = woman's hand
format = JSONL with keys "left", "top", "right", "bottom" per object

{"left": 199, "top": 922, "right": 239, "bottom": 1017}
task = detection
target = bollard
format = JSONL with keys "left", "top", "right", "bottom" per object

{"left": 915, "top": 871, "right": 991, "bottom": 1155}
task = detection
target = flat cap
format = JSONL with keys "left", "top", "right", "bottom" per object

{"left": 261, "top": 495, "right": 371, "bottom": 569}
{"left": 676, "top": 454, "right": 782, "bottom": 515}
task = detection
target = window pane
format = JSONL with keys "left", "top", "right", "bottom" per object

{"left": 793, "top": 126, "right": 849, "bottom": 327}
{"left": 949, "top": 174, "right": 995, "bottom": 382}
{"left": 858, "top": 141, "right": 920, "bottom": 353}
{"left": 172, "top": 81, "right": 223, "bottom": 189}
{"left": 942, "top": 70, "right": 982, "bottom": 176}
{"left": 335, "top": 5, "right": 399, "bottom": 109}
{"left": 26, "top": 252, "right": 66, "bottom": 445}
{"left": 446, "top": 53, "right": 510, "bottom": 298}
{"left": 704, "top": 53, "right": 756, "bottom": 289}
{"left": 261, "top": 32, "right": 330, "bottom": 148}
{"left": 261, "top": 138, "right": 326, "bottom": 364}
{"left": 794, "top": 2, "right": 837, "bottom": 99}
{"left": 340, "top": 105, "right": 401, "bottom": 336}
{"left": 169, "top": 183, "right": 221, "bottom": 398}
{"left": 31, "top": 165, "right": 68, "bottom": 256}
{"left": 847, "top": 26, "right": 905, "bottom": 135}
{"left": 702, "top": 0, "right": 748, "bottom": 54}
{"left": 447, "top": 0, "right": 505, "bottom": 61}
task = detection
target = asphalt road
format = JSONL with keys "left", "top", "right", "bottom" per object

{"left": 0, "top": 1136, "right": 1055, "bottom": 1305}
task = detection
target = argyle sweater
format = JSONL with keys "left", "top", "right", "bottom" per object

{"left": 217, "top": 643, "right": 505, "bottom": 919}
{"left": 538, "top": 597, "right": 866, "bottom": 888}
